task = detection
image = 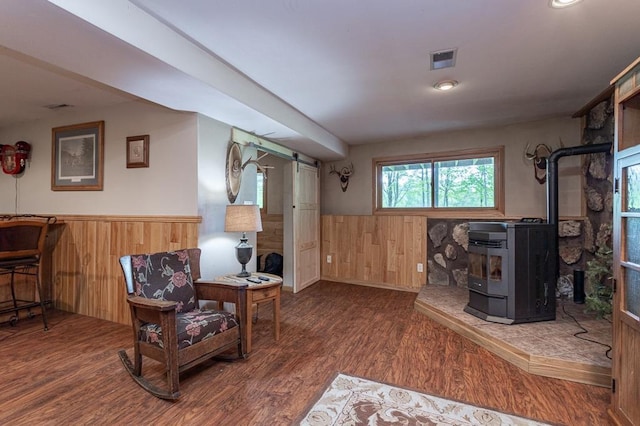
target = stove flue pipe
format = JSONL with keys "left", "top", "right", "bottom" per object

{"left": 546, "top": 142, "right": 612, "bottom": 278}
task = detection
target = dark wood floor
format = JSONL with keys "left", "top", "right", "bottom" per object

{"left": 0, "top": 281, "right": 611, "bottom": 425}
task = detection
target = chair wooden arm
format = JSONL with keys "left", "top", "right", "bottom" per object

{"left": 194, "top": 280, "right": 248, "bottom": 304}
{"left": 126, "top": 295, "right": 178, "bottom": 312}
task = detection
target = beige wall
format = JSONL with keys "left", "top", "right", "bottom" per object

{"left": 0, "top": 101, "right": 199, "bottom": 216}
{"left": 0, "top": 100, "right": 261, "bottom": 280}
{"left": 321, "top": 116, "right": 583, "bottom": 219}
{"left": 197, "top": 115, "right": 260, "bottom": 279}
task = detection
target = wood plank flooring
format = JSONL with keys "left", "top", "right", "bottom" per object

{"left": 0, "top": 281, "right": 611, "bottom": 425}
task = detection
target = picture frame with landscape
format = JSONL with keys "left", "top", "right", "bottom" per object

{"left": 51, "top": 120, "right": 104, "bottom": 191}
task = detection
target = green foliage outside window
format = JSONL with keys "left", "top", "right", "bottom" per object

{"left": 627, "top": 164, "right": 640, "bottom": 212}
{"left": 256, "top": 172, "right": 265, "bottom": 209}
{"left": 381, "top": 157, "right": 495, "bottom": 209}
{"left": 382, "top": 163, "right": 432, "bottom": 208}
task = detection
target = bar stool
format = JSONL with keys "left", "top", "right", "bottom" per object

{"left": 0, "top": 220, "right": 50, "bottom": 330}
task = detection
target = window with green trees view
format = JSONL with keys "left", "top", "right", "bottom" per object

{"left": 375, "top": 146, "right": 503, "bottom": 213}
{"left": 256, "top": 171, "right": 265, "bottom": 210}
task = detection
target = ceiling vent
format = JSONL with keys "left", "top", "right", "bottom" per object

{"left": 430, "top": 49, "right": 457, "bottom": 70}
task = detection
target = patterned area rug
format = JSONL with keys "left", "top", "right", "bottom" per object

{"left": 299, "top": 373, "right": 551, "bottom": 426}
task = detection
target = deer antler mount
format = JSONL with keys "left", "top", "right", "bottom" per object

{"left": 329, "top": 163, "right": 354, "bottom": 192}
{"left": 524, "top": 141, "right": 560, "bottom": 184}
{"left": 242, "top": 152, "right": 274, "bottom": 176}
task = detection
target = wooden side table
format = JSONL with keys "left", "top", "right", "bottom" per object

{"left": 211, "top": 272, "right": 282, "bottom": 354}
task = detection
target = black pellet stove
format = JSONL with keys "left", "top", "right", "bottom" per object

{"left": 464, "top": 221, "right": 556, "bottom": 324}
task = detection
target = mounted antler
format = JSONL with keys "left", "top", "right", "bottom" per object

{"left": 524, "top": 142, "right": 554, "bottom": 184}
{"left": 242, "top": 152, "right": 274, "bottom": 176}
{"left": 329, "top": 162, "right": 354, "bottom": 192}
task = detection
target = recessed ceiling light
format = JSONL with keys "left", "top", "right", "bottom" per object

{"left": 434, "top": 80, "right": 458, "bottom": 91}
{"left": 549, "top": 0, "right": 582, "bottom": 9}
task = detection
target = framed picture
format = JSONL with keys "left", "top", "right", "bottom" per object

{"left": 126, "top": 134, "right": 149, "bottom": 168}
{"left": 51, "top": 121, "right": 104, "bottom": 191}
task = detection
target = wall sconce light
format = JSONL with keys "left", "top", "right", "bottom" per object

{"left": 434, "top": 80, "right": 459, "bottom": 91}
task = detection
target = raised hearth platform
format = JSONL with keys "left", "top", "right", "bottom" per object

{"left": 414, "top": 285, "right": 611, "bottom": 387}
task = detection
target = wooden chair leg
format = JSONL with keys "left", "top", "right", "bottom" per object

{"left": 133, "top": 344, "right": 142, "bottom": 376}
{"left": 131, "top": 311, "right": 143, "bottom": 376}
{"left": 162, "top": 311, "right": 180, "bottom": 397}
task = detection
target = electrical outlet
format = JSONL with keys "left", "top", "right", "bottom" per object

{"left": 417, "top": 263, "right": 424, "bottom": 273}
{"left": 327, "top": 255, "right": 332, "bottom": 264}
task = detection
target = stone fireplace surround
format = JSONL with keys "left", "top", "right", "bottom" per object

{"left": 426, "top": 97, "right": 614, "bottom": 302}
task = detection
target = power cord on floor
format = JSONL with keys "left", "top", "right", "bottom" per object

{"left": 560, "top": 299, "right": 612, "bottom": 360}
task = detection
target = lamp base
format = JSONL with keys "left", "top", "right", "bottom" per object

{"left": 236, "top": 265, "right": 251, "bottom": 278}
{"left": 235, "top": 236, "right": 253, "bottom": 278}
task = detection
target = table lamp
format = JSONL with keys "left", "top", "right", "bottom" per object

{"left": 224, "top": 204, "right": 263, "bottom": 277}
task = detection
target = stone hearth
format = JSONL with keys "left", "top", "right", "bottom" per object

{"left": 414, "top": 284, "right": 611, "bottom": 387}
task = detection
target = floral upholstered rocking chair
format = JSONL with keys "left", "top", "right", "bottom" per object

{"left": 118, "top": 248, "right": 247, "bottom": 399}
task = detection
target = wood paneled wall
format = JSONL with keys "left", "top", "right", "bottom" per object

{"left": 257, "top": 213, "right": 283, "bottom": 261}
{"left": 321, "top": 215, "right": 427, "bottom": 291}
{"left": 4, "top": 214, "right": 426, "bottom": 326}
{"left": 46, "top": 215, "right": 199, "bottom": 326}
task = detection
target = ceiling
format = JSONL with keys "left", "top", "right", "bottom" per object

{"left": 1, "top": 0, "right": 640, "bottom": 161}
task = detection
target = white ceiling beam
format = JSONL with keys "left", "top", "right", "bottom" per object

{"left": 46, "top": 0, "right": 347, "bottom": 158}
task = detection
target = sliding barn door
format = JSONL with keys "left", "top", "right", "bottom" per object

{"left": 292, "top": 162, "right": 320, "bottom": 293}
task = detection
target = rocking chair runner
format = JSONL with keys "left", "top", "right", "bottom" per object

{"left": 118, "top": 248, "right": 248, "bottom": 399}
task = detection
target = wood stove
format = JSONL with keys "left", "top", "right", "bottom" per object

{"left": 464, "top": 221, "right": 556, "bottom": 324}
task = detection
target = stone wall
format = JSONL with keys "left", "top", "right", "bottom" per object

{"left": 427, "top": 220, "right": 469, "bottom": 288}
{"left": 557, "top": 98, "right": 614, "bottom": 297}
{"left": 426, "top": 218, "right": 597, "bottom": 291}
{"left": 426, "top": 97, "right": 614, "bottom": 295}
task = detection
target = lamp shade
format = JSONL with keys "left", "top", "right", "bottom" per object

{"left": 224, "top": 204, "right": 263, "bottom": 233}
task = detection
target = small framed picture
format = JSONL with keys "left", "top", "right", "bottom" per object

{"left": 126, "top": 135, "right": 149, "bottom": 168}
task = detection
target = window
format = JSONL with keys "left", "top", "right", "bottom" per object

{"left": 256, "top": 171, "right": 266, "bottom": 210}
{"left": 374, "top": 146, "right": 504, "bottom": 216}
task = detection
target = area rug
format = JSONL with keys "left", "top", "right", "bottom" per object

{"left": 299, "top": 373, "right": 551, "bottom": 426}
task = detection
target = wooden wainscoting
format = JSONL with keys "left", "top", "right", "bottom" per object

{"left": 50, "top": 215, "right": 199, "bottom": 325}
{"left": 321, "top": 215, "right": 427, "bottom": 291}
{"left": 257, "top": 213, "right": 283, "bottom": 261}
